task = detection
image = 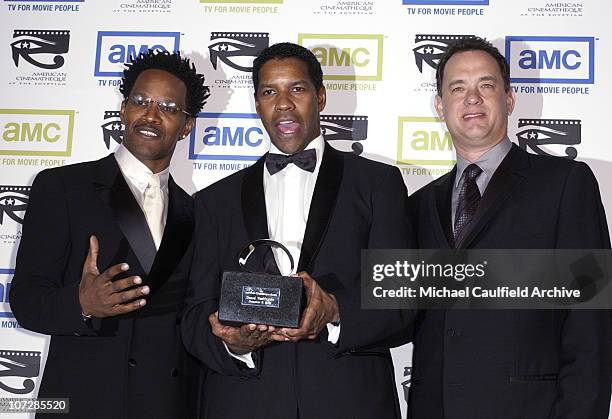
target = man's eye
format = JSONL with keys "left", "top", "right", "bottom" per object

{"left": 292, "top": 86, "right": 305, "bottom": 93}
{"left": 131, "top": 96, "right": 147, "bottom": 106}
{"left": 160, "top": 105, "right": 178, "bottom": 113}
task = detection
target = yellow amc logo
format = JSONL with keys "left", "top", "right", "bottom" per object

{"left": 397, "top": 116, "right": 455, "bottom": 166}
{"left": 0, "top": 109, "right": 74, "bottom": 157}
{"left": 297, "top": 34, "right": 383, "bottom": 81}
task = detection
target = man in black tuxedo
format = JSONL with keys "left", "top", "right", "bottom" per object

{"left": 10, "top": 50, "right": 209, "bottom": 418}
{"left": 408, "top": 37, "right": 611, "bottom": 418}
{"left": 182, "top": 42, "right": 412, "bottom": 418}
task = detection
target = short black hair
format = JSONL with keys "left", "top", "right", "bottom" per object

{"left": 252, "top": 42, "right": 324, "bottom": 95}
{"left": 436, "top": 36, "right": 510, "bottom": 96}
{"left": 120, "top": 49, "right": 209, "bottom": 116}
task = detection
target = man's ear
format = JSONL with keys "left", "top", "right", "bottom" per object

{"left": 434, "top": 95, "right": 444, "bottom": 120}
{"left": 317, "top": 86, "right": 327, "bottom": 112}
{"left": 506, "top": 89, "right": 516, "bottom": 116}
{"left": 180, "top": 116, "right": 195, "bottom": 141}
{"left": 119, "top": 99, "right": 127, "bottom": 123}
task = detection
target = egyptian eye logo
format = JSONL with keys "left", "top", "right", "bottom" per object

{"left": 413, "top": 41, "right": 448, "bottom": 72}
{"left": 321, "top": 122, "right": 354, "bottom": 139}
{"left": 0, "top": 350, "right": 41, "bottom": 395}
{"left": 101, "top": 111, "right": 124, "bottom": 149}
{"left": 0, "top": 186, "right": 30, "bottom": 225}
{"left": 208, "top": 32, "right": 269, "bottom": 73}
{"left": 11, "top": 30, "right": 70, "bottom": 70}
{"left": 516, "top": 119, "right": 581, "bottom": 159}
{"left": 320, "top": 115, "right": 368, "bottom": 156}
{"left": 413, "top": 35, "right": 474, "bottom": 73}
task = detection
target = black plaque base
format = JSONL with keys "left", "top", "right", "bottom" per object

{"left": 218, "top": 271, "right": 304, "bottom": 328}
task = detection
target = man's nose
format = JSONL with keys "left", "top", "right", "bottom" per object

{"left": 275, "top": 92, "right": 295, "bottom": 111}
{"left": 143, "top": 101, "right": 163, "bottom": 122}
{"left": 464, "top": 87, "right": 483, "bottom": 105}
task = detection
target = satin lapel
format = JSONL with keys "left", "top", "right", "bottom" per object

{"left": 433, "top": 168, "right": 455, "bottom": 248}
{"left": 298, "top": 143, "right": 344, "bottom": 271}
{"left": 93, "top": 156, "right": 157, "bottom": 275}
{"left": 241, "top": 156, "right": 277, "bottom": 273}
{"left": 148, "top": 176, "right": 194, "bottom": 294}
{"left": 455, "top": 145, "right": 529, "bottom": 249}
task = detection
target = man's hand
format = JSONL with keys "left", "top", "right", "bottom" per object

{"left": 272, "top": 272, "right": 340, "bottom": 342}
{"left": 209, "top": 311, "right": 275, "bottom": 355}
{"left": 78, "top": 235, "right": 148, "bottom": 318}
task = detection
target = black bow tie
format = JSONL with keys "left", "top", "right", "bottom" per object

{"left": 265, "top": 149, "right": 317, "bottom": 175}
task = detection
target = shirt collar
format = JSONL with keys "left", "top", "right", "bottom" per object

{"left": 455, "top": 137, "right": 512, "bottom": 187}
{"left": 268, "top": 134, "right": 325, "bottom": 168}
{"left": 114, "top": 144, "right": 170, "bottom": 194}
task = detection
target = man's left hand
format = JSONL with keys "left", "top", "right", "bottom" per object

{"left": 272, "top": 272, "right": 340, "bottom": 342}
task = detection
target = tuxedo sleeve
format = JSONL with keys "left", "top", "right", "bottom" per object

{"left": 333, "top": 165, "right": 415, "bottom": 353}
{"left": 10, "top": 169, "right": 99, "bottom": 336}
{"left": 550, "top": 161, "right": 612, "bottom": 418}
{"left": 181, "top": 189, "right": 260, "bottom": 377}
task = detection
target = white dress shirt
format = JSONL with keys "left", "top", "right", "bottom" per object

{"left": 227, "top": 135, "right": 340, "bottom": 368}
{"left": 114, "top": 144, "right": 169, "bottom": 243}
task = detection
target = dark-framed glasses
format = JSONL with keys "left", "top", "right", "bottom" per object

{"left": 127, "top": 93, "right": 191, "bottom": 117}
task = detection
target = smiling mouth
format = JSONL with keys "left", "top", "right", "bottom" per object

{"left": 136, "top": 126, "right": 161, "bottom": 138}
{"left": 276, "top": 120, "right": 300, "bottom": 135}
{"left": 463, "top": 112, "right": 486, "bottom": 120}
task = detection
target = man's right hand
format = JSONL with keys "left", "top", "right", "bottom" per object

{"left": 209, "top": 311, "right": 275, "bottom": 355}
{"left": 78, "top": 235, "right": 148, "bottom": 318}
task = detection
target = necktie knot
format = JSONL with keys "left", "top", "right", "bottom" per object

{"left": 266, "top": 149, "right": 317, "bottom": 175}
{"left": 147, "top": 173, "right": 161, "bottom": 188}
{"left": 463, "top": 163, "right": 482, "bottom": 182}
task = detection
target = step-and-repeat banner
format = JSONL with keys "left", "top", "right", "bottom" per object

{"left": 1, "top": 0, "right": 609, "bottom": 417}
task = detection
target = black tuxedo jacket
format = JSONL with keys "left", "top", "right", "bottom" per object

{"left": 182, "top": 144, "right": 413, "bottom": 419}
{"left": 10, "top": 154, "right": 199, "bottom": 419}
{"left": 408, "top": 144, "right": 611, "bottom": 419}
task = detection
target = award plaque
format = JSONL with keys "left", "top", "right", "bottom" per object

{"left": 218, "top": 239, "right": 305, "bottom": 328}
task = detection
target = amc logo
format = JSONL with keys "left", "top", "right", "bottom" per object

{"left": 189, "top": 113, "right": 269, "bottom": 161}
{"left": 505, "top": 36, "right": 594, "bottom": 84}
{"left": 94, "top": 31, "right": 180, "bottom": 77}
{"left": 397, "top": 117, "right": 455, "bottom": 166}
{"left": 297, "top": 34, "right": 383, "bottom": 81}
{"left": 0, "top": 270, "right": 13, "bottom": 319}
{"left": 0, "top": 109, "right": 74, "bottom": 157}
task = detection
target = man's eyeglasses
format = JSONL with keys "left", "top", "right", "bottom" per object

{"left": 127, "top": 94, "right": 191, "bottom": 117}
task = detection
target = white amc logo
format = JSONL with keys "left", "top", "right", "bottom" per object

{"left": 505, "top": 36, "right": 594, "bottom": 84}
{"left": 94, "top": 31, "right": 180, "bottom": 77}
{"left": 189, "top": 113, "right": 269, "bottom": 161}
{"left": 0, "top": 109, "right": 74, "bottom": 157}
{"left": 397, "top": 116, "right": 455, "bottom": 166}
{"left": 298, "top": 34, "right": 383, "bottom": 81}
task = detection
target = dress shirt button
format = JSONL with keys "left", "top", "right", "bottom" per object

{"left": 128, "top": 358, "right": 138, "bottom": 367}
{"left": 446, "top": 329, "right": 455, "bottom": 337}
{"left": 170, "top": 368, "right": 179, "bottom": 378}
